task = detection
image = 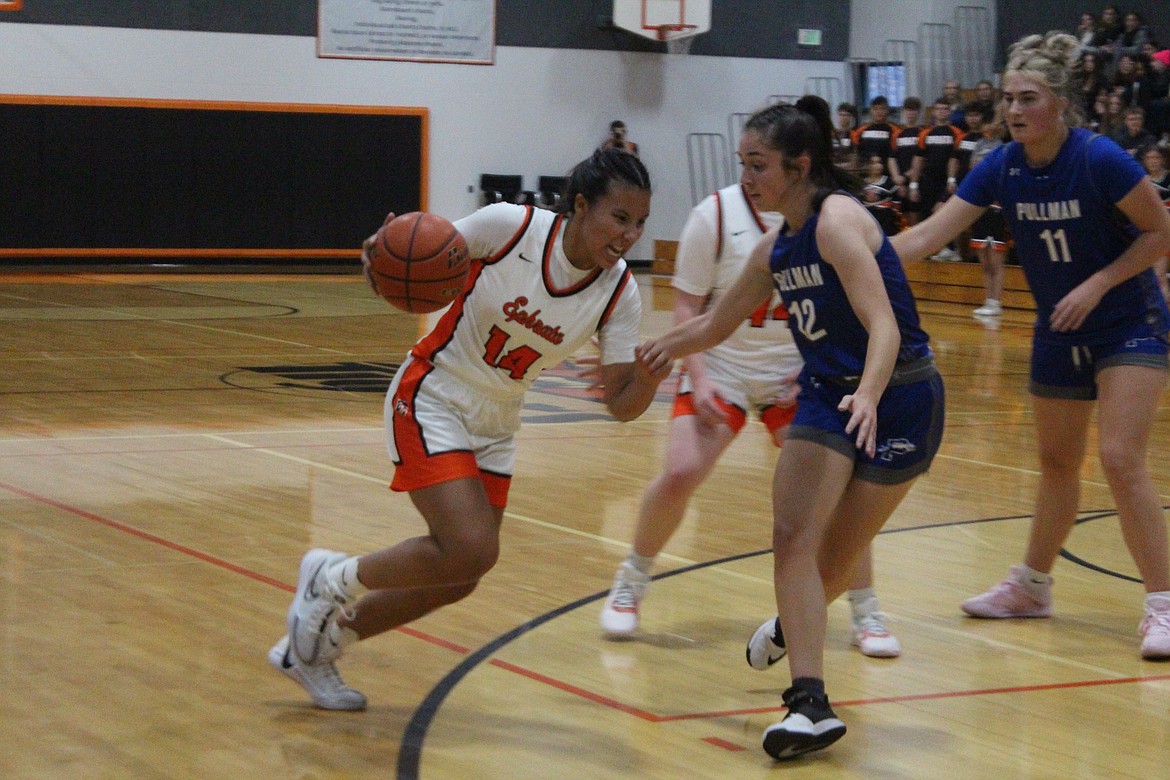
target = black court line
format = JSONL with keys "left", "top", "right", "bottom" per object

{"left": 395, "top": 506, "right": 1161, "bottom": 778}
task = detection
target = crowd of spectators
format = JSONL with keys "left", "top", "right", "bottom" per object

{"left": 829, "top": 4, "right": 1170, "bottom": 266}
{"left": 1073, "top": 6, "right": 1170, "bottom": 146}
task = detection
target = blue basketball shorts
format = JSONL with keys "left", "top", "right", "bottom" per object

{"left": 1030, "top": 323, "right": 1170, "bottom": 400}
{"left": 786, "top": 367, "right": 945, "bottom": 485}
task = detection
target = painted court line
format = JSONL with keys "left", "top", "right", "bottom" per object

{"left": 0, "top": 479, "right": 467, "bottom": 656}
{"left": 0, "top": 480, "right": 290, "bottom": 592}
{"left": 659, "top": 674, "right": 1170, "bottom": 722}
{"left": 202, "top": 433, "right": 709, "bottom": 569}
{"left": 6, "top": 476, "right": 1170, "bottom": 733}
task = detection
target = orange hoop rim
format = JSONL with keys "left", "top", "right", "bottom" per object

{"left": 652, "top": 23, "right": 698, "bottom": 41}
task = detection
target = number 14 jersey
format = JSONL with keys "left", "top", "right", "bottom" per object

{"left": 411, "top": 203, "right": 642, "bottom": 400}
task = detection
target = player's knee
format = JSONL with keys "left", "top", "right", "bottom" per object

{"left": 1098, "top": 441, "right": 1144, "bottom": 484}
{"left": 660, "top": 460, "right": 707, "bottom": 493}
{"left": 771, "top": 515, "right": 811, "bottom": 555}
{"left": 438, "top": 580, "right": 480, "bottom": 606}
{"left": 439, "top": 532, "right": 500, "bottom": 581}
{"left": 1037, "top": 445, "right": 1084, "bottom": 477}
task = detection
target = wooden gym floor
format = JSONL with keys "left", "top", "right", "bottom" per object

{"left": 1, "top": 269, "right": 1168, "bottom": 779}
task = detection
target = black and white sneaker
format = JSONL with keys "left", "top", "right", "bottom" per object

{"left": 287, "top": 548, "right": 349, "bottom": 665}
{"left": 762, "top": 684, "right": 846, "bottom": 760}
{"left": 268, "top": 635, "right": 366, "bottom": 711}
{"left": 746, "top": 616, "right": 787, "bottom": 670}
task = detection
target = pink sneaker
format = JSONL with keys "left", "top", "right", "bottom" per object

{"left": 1140, "top": 595, "right": 1170, "bottom": 660}
{"left": 961, "top": 566, "right": 1052, "bottom": 618}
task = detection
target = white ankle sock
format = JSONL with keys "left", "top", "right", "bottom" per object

{"left": 626, "top": 551, "right": 655, "bottom": 576}
{"left": 328, "top": 556, "right": 368, "bottom": 600}
{"left": 1017, "top": 564, "right": 1051, "bottom": 599}
{"left": 847, "top": 588, "right": 878, "bottom": 618}
{"left": 1145, "top": 591, "right": 1170, "bottom": 609}
{"left": 327, "top": 620, "right": 360, "bottom": 650}
{"left": 847, "top": 587, "right": 876, "bottom": 604}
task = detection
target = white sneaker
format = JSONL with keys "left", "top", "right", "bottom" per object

{"left": 599, "top": 562, "right": 650, "bottom": 637}
{"left": 973, "top": 300, "right": 1003, "bottom": 317}
{"left": 1140, "top": 594, "right": 1170, "bottom": 660}
{"left": 287, "top": 549, "right": 351, "bottom": 665}
{"left": 268, "top": 635, "right": 367, "bottom": 711}
{"left": 850, "top": 599, "right": 901, "bottom": 658}
{"left": 931, "top": 247, "right": 959, "bottom": 261}
{"left": 746, "top": 616, "right": 787, "bottom": 670}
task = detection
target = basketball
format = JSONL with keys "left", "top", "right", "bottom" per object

{"left": 367, "top": 212, "right": 470, "bottom": 313}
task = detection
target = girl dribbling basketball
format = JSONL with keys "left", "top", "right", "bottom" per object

{"left": 270, "top": 148, "right": 670, "bottom": 709}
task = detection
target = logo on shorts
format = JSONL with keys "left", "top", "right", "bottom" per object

{"left": 876, "top": 437, "right": 917, "bottom": 462}
{"left": 394, "top": 398, "right": 410, "bottom": 416}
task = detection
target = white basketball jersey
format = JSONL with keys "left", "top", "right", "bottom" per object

{"left": 671, "top": 184, "right": 797, "bottom": 375}
{"left": 412, "top": 203, "right": 641, "bottom": 400}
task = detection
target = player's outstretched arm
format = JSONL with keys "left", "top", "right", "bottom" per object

{"left": 637, "top": 228, "right": 778, "bottom": 375}
{"left": 890, "top": 196, "right": 982, "bottom": 263}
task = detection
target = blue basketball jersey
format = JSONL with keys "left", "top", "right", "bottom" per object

{"left": 957, "top": 127, "right": 1170, "bottom": 345}
{"left": 768, "top": 197, "right": 932, "bottom": 380}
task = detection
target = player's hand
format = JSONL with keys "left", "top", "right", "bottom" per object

{"left": 359, "top": 234, "right": 379, "bottom": 293}
{"left": 839, "top": 390, "right": 879, "bottom": 458}
{"left": 774, "top": 367, "right": 801, "bottom": 408}
{"left": 360, "top": 211, "right": 396, "bottom": 294}
{"left": 1050, "top": 277, "right": 1106, "bottom": 332}
{"left": 575, "top": 354, "right": 603, "bottom": 391}
{"left": 639, "top": 354, "right": 674, "bottom": 386}
{"left": 636, "top": 337, "right": 677, "bottom": 377}
{"left": 692, "top": 380, "right": 729, "bottom": 428}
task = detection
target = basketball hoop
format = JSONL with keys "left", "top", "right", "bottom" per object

{"left": 654, "top": 23, "right": 698, "bottom": 55}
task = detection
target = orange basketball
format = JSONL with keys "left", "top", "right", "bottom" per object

{"left": 367, "top": 212, "right": 470, "bottom": 313}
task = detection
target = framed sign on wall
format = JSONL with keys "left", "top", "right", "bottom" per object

{"left": 319, "top": 0, "right": 495, "bottom": 65}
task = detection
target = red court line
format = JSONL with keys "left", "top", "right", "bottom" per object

{"left": 7, "top": 479, "right": 1170, "bottom": 729}
{"left": 0, "top": 441, "right": 386, "bottom": 460}
{"left": 0, "top": 480, "right": 291, "bottom": 592}
{"left": 488, "top": 658, "right": 663, "bottom": 722}
{"left": 0, "top": 480, "right": 468, "bottom": 655}
{"left": 656, "top": 673, "right": 1170, "bottom": 722}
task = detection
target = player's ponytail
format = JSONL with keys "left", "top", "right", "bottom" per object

{"left": 560, "top": 147, "right": 652, "bottom": 214}
{"left": 744, "top": 96, "right": 862, "bottom": 212}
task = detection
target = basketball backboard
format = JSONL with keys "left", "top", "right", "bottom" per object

{"left": 612, "top": 0, "right": 710, "bottom": 42}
